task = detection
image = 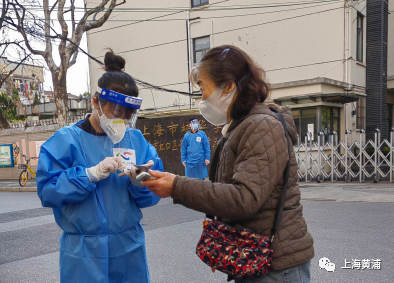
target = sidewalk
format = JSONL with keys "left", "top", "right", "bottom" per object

{"left": 1, "top": 179, "right": 393, "bottom": 202}
{"left": 299, "top": 181, "right": 394, "bottom": 203}
{"left": 0, "top": 180, "right": 37, "bottom": 192}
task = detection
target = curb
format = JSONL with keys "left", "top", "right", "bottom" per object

{"left": 301, "top": 198, "right": 394, "bottom": 203}
{"left": 0, "top": 187, "right": 37, "bottom": 192}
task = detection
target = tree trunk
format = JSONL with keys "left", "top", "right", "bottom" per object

{"left": 0, "top": 107, "right": 11, "bottom": 129}
{"left": 53, "top": 74, "right": 69, "bottom": 128}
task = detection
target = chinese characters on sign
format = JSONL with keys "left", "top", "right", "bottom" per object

{"left": 136, "top": 115, "right": 222, "bottom": 176}
{"left": 153, "top": 124, "right": 165, "bottom": 137}
{"left": 167, "top": 122, "right": 178, "bottom": 137}
{"left": 341, "top": 259, "right": 381, "bottom": 270}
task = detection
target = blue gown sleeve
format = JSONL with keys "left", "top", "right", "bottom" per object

{"left": 36, "top": 131, "right": 96, "bottom": 208}
{"left": 181, "top": 133, "right": 188, "bottom": 163}
{"left": 127, "top": 138, "right": 164, "bottom": 208}
{"left": 203, "top": 132, "right": 211, "bottom": 161}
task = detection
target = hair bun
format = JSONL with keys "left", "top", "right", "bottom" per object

{"left": 104, "top": 50, "right": 126, "bottom": 72}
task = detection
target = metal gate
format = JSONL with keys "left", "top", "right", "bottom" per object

{"left": 295, "top": 128, "right": 394, "bottom": 183}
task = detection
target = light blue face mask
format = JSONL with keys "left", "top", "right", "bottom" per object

{"left": 192, "top": 124, "right": 199, "bottom": 130}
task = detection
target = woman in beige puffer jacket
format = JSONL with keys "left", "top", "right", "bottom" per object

{"left": 143, "top": 45, "right": 314, "bottom": 283}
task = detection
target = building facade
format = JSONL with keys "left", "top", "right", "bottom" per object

{"left": 0, "top": 57, "right": 45, "bottom": 105}
{"left": 387, "top": 0, "right": 394, "bottom": 138}
{"left": 86, "top": 0, "right": 394, "bottom": 142}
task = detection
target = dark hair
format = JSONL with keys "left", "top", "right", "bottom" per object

{"left": 189, "top": 118, "right": 198, "bottom": 124}
{"left": 192, "top": 45, "right": 270, "bottom": 121}
{"left": 96, "top": 50, "right": 139, "bottom": 103}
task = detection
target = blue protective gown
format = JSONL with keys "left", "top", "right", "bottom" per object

{"left": 36, "top": 121, "right": 163, "bottom": 283}
{"left": 181, "top": 130, "right": 211, "bottom": 179}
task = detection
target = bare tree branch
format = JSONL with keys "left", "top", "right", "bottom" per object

{"left": 6, "top": 0, "right": 125, "bottom": 128}
{"left": 57, "top": 0, "right": 69, "bottom": 70}
{"left": 0, "top": 0, "right": 9, "bottom": 31}
{"left": 114, "top": 0, "right": 126, "bottom": 7}
{"left": 73, "top": 0, "right": 110, "bottom": 38}
{"left": 85, "top": 0, "right": 123, "bottom": 31}
{"left": 11, "top": 1, "right": 49, "bottom": 61}
{"left": 70, "top": 0, "right": 76, "bottom": 44}
{"left": 41, "top": 0, "right": 58, "bottom": 72}
{"left": 93, "top": 7, "right": 105, "bottom": 21}
{"left": 68, "top": 0, "right": 78, "bottom": 69}
{"left": 49, "top": 0, "right": 59, "bottom": 14}
{"left": 67, "top": 0, "right": 125, "bottom": 69}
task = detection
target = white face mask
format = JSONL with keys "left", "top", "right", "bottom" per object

{"left": 199, "top": 86, "right": 237, "bottom": 126}
{"left": 98, "top": 102, "right": 126, "bottom": 144}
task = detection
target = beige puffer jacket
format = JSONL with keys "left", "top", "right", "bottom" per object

{"left": 172, "top": 103, "right": 314, "bottom": 271}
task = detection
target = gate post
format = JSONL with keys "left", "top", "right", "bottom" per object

{"left": 317, "top": 132, "right": 324, "bottom": 183}
{"left": 345, "top": 130, "right": 350, "bottom": 183}
{"left": 374, "top": 128, "right": 381, "bottom": 183}
{"left": 391, "top": 128, "right": 394, "bottom": 182}
{"left": 331, "top": 131, "right": 338, "bottom": 182}
{"left": 305, "top": 133, "right": 309, "bottom": 183}
{"left": 360, "top": 129, "right": 366, "bottom": 183}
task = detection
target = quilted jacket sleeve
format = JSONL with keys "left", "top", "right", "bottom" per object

{"left": 172, "top": 115, "right": 289, "bottom": 220}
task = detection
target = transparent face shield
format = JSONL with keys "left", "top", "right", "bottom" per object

{"left": 190, "top": 119, "right": 201, "bottom": 131}
{"left": 93, "top": 87, "right": 143, "bottom": 171}
{"left": 95, "top": 87, "right": 142, "bottom": 144}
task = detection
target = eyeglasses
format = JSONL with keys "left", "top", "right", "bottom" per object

{"left": 218, "top": 48, "right": 230, "bottom": 62}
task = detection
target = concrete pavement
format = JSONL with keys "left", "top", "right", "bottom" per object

{"left": 1, "top": 192, "right": 393, "bottom": 283}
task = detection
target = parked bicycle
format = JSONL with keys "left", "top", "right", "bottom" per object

{"left": 18, "top": 155, "right": 38, "bottom": 187}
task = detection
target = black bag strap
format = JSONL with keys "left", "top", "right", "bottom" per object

{"left": 271, "top": 112, "right": 291, "bottom": 241}
{"left": 209, "top": 137, "right": 225, "bottom": 183}
{"left": 206, "top": 137, "right": 226, "bottom": 220}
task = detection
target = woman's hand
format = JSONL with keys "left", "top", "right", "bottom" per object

{"left": 142, "top": 170, "right": 176, "bottom": 198}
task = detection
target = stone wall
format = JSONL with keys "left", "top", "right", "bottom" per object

{"left": 0, "top": 115, "right": 223, "bottom": 179}
{"left": 0, "top": 125, "right": 58, "bottom": 180}
{"left": 135, "top": 115, "right": 223, "bottom": 175}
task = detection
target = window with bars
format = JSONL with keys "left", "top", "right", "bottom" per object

{"left": 191, "top": 0, "right": 208, "bottom": 7}
{"left": 292, "top": 107, "right": 340, "bottom": 143}
{"left": 193, "top": 36, "right": 210, "bottom": 64}
{"left": 291, "top": 108, "right": 318, "bottom": 142}
{"left": 357, "top": 13, "right": 364, "bottom": 62}
{"left": 322, "top": 107, "right": 340, "bottom": 140}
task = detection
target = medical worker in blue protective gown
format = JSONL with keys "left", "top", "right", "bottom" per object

{"left": 36, "top": 51, "right": 163, "bottom": 283}
{"left": 181, "top": 118, "right": 211, "bottom": 179}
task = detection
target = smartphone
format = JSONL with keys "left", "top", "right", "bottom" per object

{"left": 136, "top": 172, "right": 157, "bottom": 181}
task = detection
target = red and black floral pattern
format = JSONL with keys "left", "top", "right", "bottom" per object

{"left": 196, "top": 221, "right": 273, "bottom": 279}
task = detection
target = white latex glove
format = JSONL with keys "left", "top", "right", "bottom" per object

{"left": 125, "top": 160, "right": 154, "bottom": 188}
{"left": 86, "top": 157, "right": 124, "bottom": 183}
{"left": 182, "top": 162, "right": 186, "bottom": 167}
{"left": 204, "top": 160, "right": 210, "bottom": 166}
{"left": 144, "top": 160, "right": 154, "bottom": 169}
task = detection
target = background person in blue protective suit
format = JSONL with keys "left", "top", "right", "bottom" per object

{"left": 181, "top": 118, "right": 211, "bottom": 179}
{"left": 36, "top": 51, "right": 163, "bottom": 283}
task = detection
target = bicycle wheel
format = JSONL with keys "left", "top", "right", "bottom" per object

{"left": 19, "top": 170, "right": 28, "bottom": 187}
